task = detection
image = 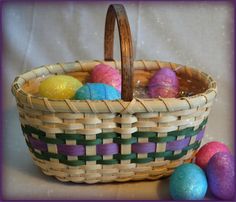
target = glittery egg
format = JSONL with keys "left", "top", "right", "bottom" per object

{"left": 206, "top": 152, "right": 234, "bottom": 200}
{"left": 39, "top": 75, "right": 82, "bottom": 99}
{"left": 74, "top": 83, "right": 121, "bottom": 100}
{"left": 148, "top": 67, "right": 179, "bottom": 98}
{"left": 90, "top": 64, "right": 121, "bottom": 92}
{"left": 169, "top": 163, "right": 207, "bottom": 200}
{"left": 195, "top": 141, "right": 230, "bottom": 169}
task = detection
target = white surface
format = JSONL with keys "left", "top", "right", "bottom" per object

{"left": 3, "top": 1, "right": 234, "bottom": 200}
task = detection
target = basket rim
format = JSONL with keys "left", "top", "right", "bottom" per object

{"left": 11, "top": 59, "right": 217, "bottom": 114}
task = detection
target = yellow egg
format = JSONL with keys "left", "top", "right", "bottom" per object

{"left": 39, "top": 75, "right": 82, "bottom": 99}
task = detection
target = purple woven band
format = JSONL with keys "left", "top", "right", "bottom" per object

{"left": 132, "top": 142, "right": 156, "bottom": 153}
{"left": 28, "top": 129, "right": 205, "bottom": 156}
{"left": 166, "top": 137, "right": 190, "bottom": 151}
{"left": 28, "top": 136, "right": 47, "bottom": 152}
{"left": 97, "top": 143, "right": 119, "bottom": 155}
{"left": 166, "top": 129, "right": 205, "bottom": 151}
{"left": 196, "top": 129, "right": 205, "bottom": 141}
{"left": 58, "top": 144, "right": 85, "bottom": 156}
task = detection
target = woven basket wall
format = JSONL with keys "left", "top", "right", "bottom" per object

{"left": 12, "top": 60, "right": 217, "bottom": 183}
{"left": 11, "top": 5, "right": 217, "bottom": 184}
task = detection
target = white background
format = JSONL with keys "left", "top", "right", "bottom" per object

{"left": 3, "top": 1, "right": 234, "bottom": 200}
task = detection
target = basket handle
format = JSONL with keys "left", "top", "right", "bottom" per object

{"left": 104, "top": 4, "right": 134, "bottom": 101}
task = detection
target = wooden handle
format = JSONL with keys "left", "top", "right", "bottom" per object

{"left": 104, "top": 4, "right": 134, "bottom": 101}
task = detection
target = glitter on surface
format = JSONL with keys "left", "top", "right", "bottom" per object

{"left": 169, "top": 163, "right": 207, "bottom": 200}
{"left": 206, "top": 152, "right": 235, "bottom": 200}
{"left": 195, "top": 141, "right": 231, "bottom": 169}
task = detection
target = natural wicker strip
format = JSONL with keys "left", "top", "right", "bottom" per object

{"left": 135, "top": 98, "right": 154, "bottom": 113}
{"left": 43, "top": 98, "right": 56, "bottom": 113}
{"left": 64, "top": 99, "right": 80, "bottom": 113}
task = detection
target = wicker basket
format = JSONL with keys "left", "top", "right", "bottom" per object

{"left": 11, "top": 4, "right": 217, "bottom": 184}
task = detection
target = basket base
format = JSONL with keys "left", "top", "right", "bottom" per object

{"left": 30, "top": 151, "right": 196, "bottom": 184}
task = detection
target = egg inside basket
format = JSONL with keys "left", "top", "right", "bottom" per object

{"left": 11, "top": 4, "right": 216, "bottom": 184}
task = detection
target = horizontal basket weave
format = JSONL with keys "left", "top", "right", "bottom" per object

{"left": 11, "top": 5, "right": 217, "bottom": 184}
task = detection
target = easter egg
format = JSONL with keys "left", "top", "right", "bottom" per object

{"left": 195, "top": 141, "right": 230, "bottom": 169}
{"left": 148, "top": 67, "right": 179, "bottom": 98}
{"left": 39, "top": 75, "right": 82, "bottom": 99}
{"left": 169, "top": 163, "right": 207, "bottom": 200}
{"left": 206, "top": 152, "right": 234, "bottom": 200}
{"left": 74, "top": 83, "right": 121, "bottom": 100}
{"left": 90, "top": 64, "right": 121, "bottom": 92}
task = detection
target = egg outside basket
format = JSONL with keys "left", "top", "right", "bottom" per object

{"left": 11, "top": 4, "right": 217, "bottom": 184}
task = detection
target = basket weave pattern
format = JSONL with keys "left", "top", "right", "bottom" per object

{"left": 12, "top": 4, "right": 217, "bottom": 183}
{"left": 12, "top": 59, "right": 217, "bottom": 183}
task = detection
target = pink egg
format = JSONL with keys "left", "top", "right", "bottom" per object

{"left": 195, "top": 141, "right": 231, "bottom": 170}
{"left": 148, "top": 67, "right": 179, "bottom": 98}
{"left": 90, "top": 64, "right": 121, "bottom": 92}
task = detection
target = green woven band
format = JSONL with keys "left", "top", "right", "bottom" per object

{"left": 22, "top": 118, "right": 207, "bottom": 166}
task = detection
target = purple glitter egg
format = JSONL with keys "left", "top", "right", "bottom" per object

{"left": 206, "top": 152, "right": 235, "bottom": 200}
{"left": 148, "top": 67, "right": 179, "bottom": 98}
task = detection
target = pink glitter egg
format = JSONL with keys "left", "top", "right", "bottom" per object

{"left": 90, "top": 64, "right": 121, "bottom": 92}
{"left": 195, "top": 141, "right": 231, "bottom": 170}
{"left": 206, "top": 152, "right": 234, "bottom": 200}
{"left": 148, "top": 67, "right": 179, "bottom": 98}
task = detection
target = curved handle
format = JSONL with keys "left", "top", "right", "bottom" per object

{"left": 104, "top": 4, "right": 134, "bottom": 101}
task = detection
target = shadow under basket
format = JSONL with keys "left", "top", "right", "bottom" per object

{"left": 11, "top": 4, "right": 217, "bottom": 184}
